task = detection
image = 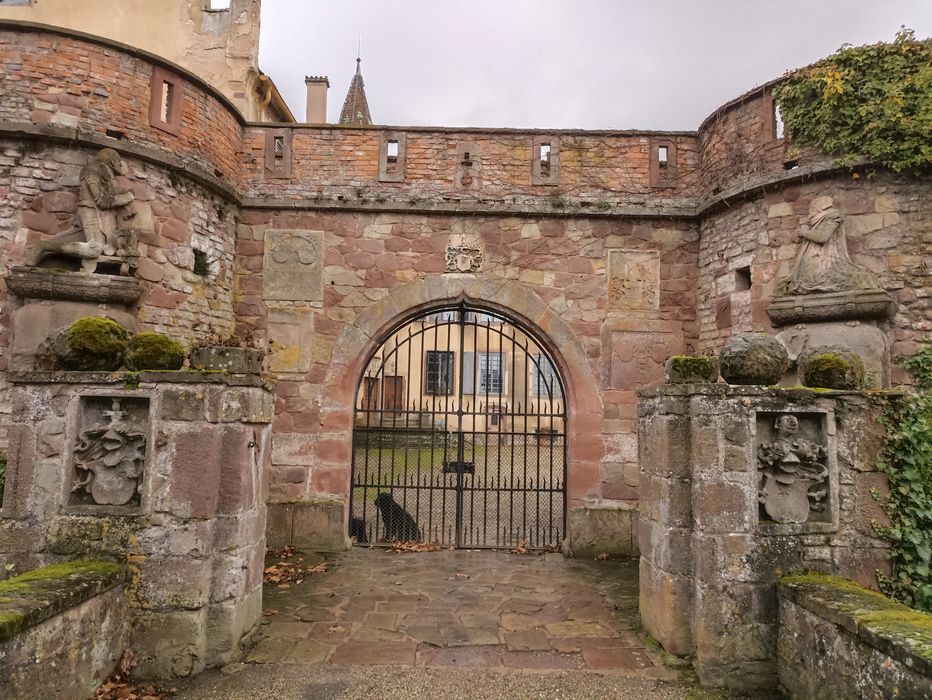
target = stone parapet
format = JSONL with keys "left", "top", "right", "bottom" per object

{"left": 777, "top": 573, "right": 932, "bottom": 698}
{"left": 637, "top": 384, "right": 896, "bottom": 691}
{"left": 0, "top": 371, "right": 274, "bottom": 678}
{"left": 0, "top": 561, "right": 127, "bottom": 700}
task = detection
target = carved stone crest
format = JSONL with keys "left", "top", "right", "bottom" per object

{"left": 262, "top": 230, "right": 324, "bottom": 301}
{"left": 71, "top": 397, "right": 148, "bottom": 507}
{"left": 757, "top": 414, "right": 828, "bottom": 523}
{"left": 445, "top": 243, "right": 483, "bottom": 273}
{"left": 607, "top": 249, "right": 660, "bottom": 312}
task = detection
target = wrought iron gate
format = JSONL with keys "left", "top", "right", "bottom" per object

{"left": 350, "top": 303, "right": 566, "bottom": 549}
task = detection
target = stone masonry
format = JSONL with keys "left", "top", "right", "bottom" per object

{"left": 637, "top": 384, "right": 894, "bottom": 691}
{"left": 0, "top": 20, "right": 927, "bottom": 554}
{"left": 1, "top": 371, "right": 274, "bottom": 678}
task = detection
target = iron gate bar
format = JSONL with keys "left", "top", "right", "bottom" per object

{"left": 350, "top": 303, "right": 567, "bottom": 549}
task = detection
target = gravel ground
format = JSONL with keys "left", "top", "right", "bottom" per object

{"left": 172, "top": 663, "right": 749, "bottom": 700}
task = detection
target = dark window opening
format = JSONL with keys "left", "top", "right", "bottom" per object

{"left": 425, "top": 351, "right": 454, "bottom": 395}
{"left": 657, "top": 145, "right": 669, "bottom": 168}
{"left": 273, "top": 136, "right": 285, "bottom": 159}
{"left": 387, "top": 140, "right": 399, "bottom": 163}
{"left": 783, "top": 159, "right": 799, "bottom": 170}
{"left": 193, "top": 249, "right": 210, "bottom": 277}
{"left": 735, "top": 266, "right": 752, "bottom": 292}
{"left": 539, "top": 143, "right": 551, "bottom": 176}
{"left": 105, "top": 128, "right": 125, "bottom": 140}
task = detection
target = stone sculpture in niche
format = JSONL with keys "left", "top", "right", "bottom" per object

{"left": 71, "top": 397, "right": 148, "bottom": 506}
{"left": 26, "top": 148, "right": 138, "bottom": 274}
{"left": 757, "top": 414, "right": 828, "bottom": 523}
{"left": 774, "top": 196, "right": 880, "bottom": 296}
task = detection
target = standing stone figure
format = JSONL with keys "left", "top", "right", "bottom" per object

{"left": 757, "top": 414, "right": 828, "bottom": 523}
{"left": 26, "top": 148, "right": 137, "bottom": 273}
{"left": 774, "top": 196, "right": 880, "bottom": 296}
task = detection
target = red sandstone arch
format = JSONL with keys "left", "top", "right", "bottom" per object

{"left": 317, "top": 276, "right": 604, "bottom": 517}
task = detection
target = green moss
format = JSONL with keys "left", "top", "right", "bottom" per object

{"left": 0, "top": 560, "right": 121, "bottom": 593}
{"left": 124, "top": 331, "right": 185, "bottom": 371}
{"left": 782, "top": 571, "right": 932, "bottom": 659}
{"left": 62, "top": 316, "right": 129, "bottom": 371}
{"left": 802, "top": 351, "right": 865, "bottom": 390}
{"left": 666, "top": 355, "right": 718, "bottom": 384}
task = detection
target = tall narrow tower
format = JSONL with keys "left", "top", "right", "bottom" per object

{"left": 339, "top": 57, "right": 373, "bottom": 125}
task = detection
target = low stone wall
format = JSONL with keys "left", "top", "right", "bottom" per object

{"left": 778, "top": 573, "right": 932, "bottom": 699}
{"left": 0, "top": 371, "right": 274, "bottom": 678}
{"left": 0, "top": 561, "right": 127, "bottom": 700}
{"left": 638, "top": 384, "right": 895, "bottom": 690}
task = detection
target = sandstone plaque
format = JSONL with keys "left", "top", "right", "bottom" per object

{"left": 756, "top": 412, "right": 830, "bottom": 524}
{"left": 608, "top": 329, "right": 683, "bottom": 390}
{"left": 607, "top": 249, "right": 660, "bottom": 312}
{"left": 70, "top": 396, "right": 149, "bottom": 508}
{"left": 262, "top": 230, "right": 324, "bottom": 302}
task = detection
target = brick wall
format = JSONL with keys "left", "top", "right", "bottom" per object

{"left": 241, "top": 127, "right": 699, "bottom": 212}
{"left": 0, "top": 26, "right": 243, "bottom": 187}
{"left": 696, "top": 175, "right": 931, "bottom": 383}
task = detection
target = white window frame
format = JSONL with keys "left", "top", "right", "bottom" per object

{"left": 476, "top": 351, "right": 505, "bottom": 396}
{"left": 530, "top": 353, "right": 562, "bottom": 398}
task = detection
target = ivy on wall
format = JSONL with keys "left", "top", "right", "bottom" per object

{"left": 773, "top": 28, "right": 932, "bottom": 173}
{"left": 877, "top": 344, "right": 932, "bottom": 612}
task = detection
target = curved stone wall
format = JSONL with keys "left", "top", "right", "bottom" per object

{"left": 696, "top": 85, "right": 830, "bottom": 204}
{"left": 0, "top": 23, "right": 243, "bottom": 187}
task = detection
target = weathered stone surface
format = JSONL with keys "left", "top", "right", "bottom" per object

{"left": 566, "top": 504, "right": 638, "bottom": 557}
{"left": 11, "top": 302, "right": 137, "bottom": 372}
{"left": 664, "top": 355, "right": 719, "bottom": 384}
{"left": 778, "top": 576, "right": 932, "bottom": 699}
{"left": 607, "top": 249, "right": 661, "bottom": 313}
{"left": 262, "top": 230, "right": 324, "bottom": 302}
{"left": 638, "top": 384, "right": 895, "bottom": 691}
{"left": 719, "top": 333, "right": 788, "bottom": 385}
{"left": 799, "top": 347, "right": 865, "bottom": 390}
{"left": 775, "top": 321, "right": 889, "bottom": 388}
{"left": 290, "top": 500, "right": 351, "bottom": 552}
{"left": 6, "top": 267, "right": 143, "bottom": 304}
{"left": 190, "top": 347, "right": 264, "bottom": 374}
{"left": 768, "top": 289, "right": 896, "bottom": 325}
{"left": 0, "top": 567, "right": 126, "bottom": 700}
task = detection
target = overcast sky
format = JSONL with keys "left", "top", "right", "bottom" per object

{"left": 259, "top": 1, "right": 932, "bottom": 131}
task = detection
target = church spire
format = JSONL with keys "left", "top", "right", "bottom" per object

{"left": 339, "top": 53, "right": 373, "bottom": 126}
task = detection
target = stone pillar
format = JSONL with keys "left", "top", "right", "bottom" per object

{"left": 0, "top": 371, "right": 274, "bottom": 678}
{"left": 637, "top": 385, "right": 893, "bottom": 691}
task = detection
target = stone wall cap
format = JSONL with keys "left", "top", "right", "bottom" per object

{"left": 0, "top": 560, "right": 126, "bottom": 643}
{"left": 779, "top": 573, "right": 932, "bottom": 678}
{"left": 638, "top": 384, "right": 908, "bottom": 399}
{"left": 8, "top": 370, "right": 274, "bottom": 388}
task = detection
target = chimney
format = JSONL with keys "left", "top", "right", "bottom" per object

{"left": 305, "top": 75, "right": 329, "bottom": 123}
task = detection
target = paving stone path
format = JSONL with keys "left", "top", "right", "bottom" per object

{"left": 248, "top": 547, "right": 678, "bottom": 679}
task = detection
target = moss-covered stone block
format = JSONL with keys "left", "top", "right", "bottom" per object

{"left": 664, "top": 355, "right": 719, "bottom": 384}
{"left": 125, "top": 331, "right": 185, "bottom": 371}
{"left": 39, "top": 316, "right": 130, "bottom": 371}
{"left": 801, "top": 348, "right": 866, "bottom": 390}
{"left": 719, "top": 333, "right": 789, "bottom": 385}
{"left": 0, "top": 560, "right": 125, "bottom": 643}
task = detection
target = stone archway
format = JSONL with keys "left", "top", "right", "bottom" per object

{"left": 314, "top": 276, "right": 604, "bottom": 551}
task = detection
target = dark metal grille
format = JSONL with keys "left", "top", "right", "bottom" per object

{"left": 350, "top": 303, "right": 567, "bottom": 549}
